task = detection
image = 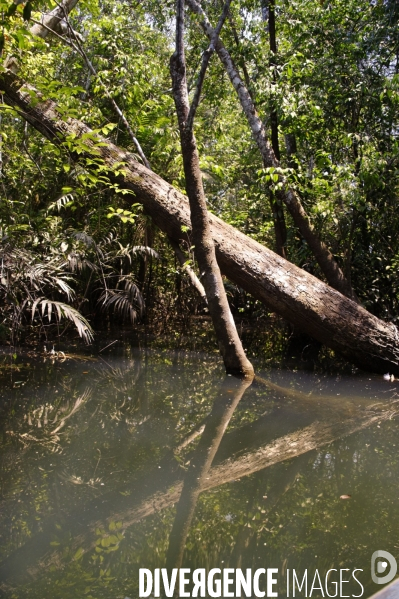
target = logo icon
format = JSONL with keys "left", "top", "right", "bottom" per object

{"left": 371, "top": 550, "right": 397, "bottom": 585}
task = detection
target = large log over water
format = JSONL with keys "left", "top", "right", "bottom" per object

{"left": 2, "top": 70, "right": 399, "bottom": 374}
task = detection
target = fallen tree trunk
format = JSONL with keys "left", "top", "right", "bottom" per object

{"left": 29, "top": 0, "right": 79, "bottom": 38}
{"left": 2, "top": 70, "right": 399, "bottom": 374}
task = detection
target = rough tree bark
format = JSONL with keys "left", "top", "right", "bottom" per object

{"left": 170, "top": 0, "right": 254, "bottom": 377}
{"left": 29, "top": 0, "right": 79, "bottom": 38}
{"left": 2, "top": 70, "right": 399, "bottom": 374}
{"left": 185, "top": 0, "right": 355, "bottom": 300}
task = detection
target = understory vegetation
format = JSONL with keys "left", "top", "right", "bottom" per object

{"left": 0, "top": 0, "right": 398, "bottom": 346}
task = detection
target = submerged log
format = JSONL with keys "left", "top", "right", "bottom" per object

{"left": 2, "top": 70, "right": 399, "bottom": 374}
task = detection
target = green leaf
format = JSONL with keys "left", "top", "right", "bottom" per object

{"left": 23, "top": 1, "right": 31, "bottom": 21}
{"left": 7, "top": 3, "right": 17, "bottom": 16}
{"left": 73, "top": 547, "right": 84, "bottom": 560}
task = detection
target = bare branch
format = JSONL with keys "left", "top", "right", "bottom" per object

{"left": 30, "top": 18, "right": 75, "bottom": 47}
{"left": 186, "top": 0, "right": 231, "bottom": 131}
{"left": 169, "top": 237, "right": 207, "bottom": 302}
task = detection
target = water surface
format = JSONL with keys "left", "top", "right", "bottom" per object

{"left": 0, "top": 347, "right": 398, "bottom": 598}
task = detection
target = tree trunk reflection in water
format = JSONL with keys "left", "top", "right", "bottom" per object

{"left": 0, "top": 381, "right": 397, "bottom": 588}
{"left": 165, "top": 377, "right": 252, "bottom": 576}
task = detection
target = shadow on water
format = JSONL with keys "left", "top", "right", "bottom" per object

{"left": 0, "top": 348, "right": 398, "bottom": 598}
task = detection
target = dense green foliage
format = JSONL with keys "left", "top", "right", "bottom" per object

{"left": 1, "top": 0, "right": 399, "bottom": 343}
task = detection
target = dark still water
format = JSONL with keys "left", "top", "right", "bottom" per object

{"left": 0, "top": 347, "right": 398, "bottom": 598}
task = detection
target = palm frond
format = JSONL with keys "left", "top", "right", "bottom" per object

{"left": 46, "top": 193, "right": 75, "bottom": 214}
{"left": 70, "top": 231, "right": 97, "bottom": 248}
{"left": 31, "top": 298, "right": 94, "bottom": 343}
{"left": 98, "top": 279, "right": 144, "bottom": 323}
{"left": 131, "top": 246, "right": 160, "bottom": 259}
{"left": 67, "top": 252, "right": 98, "bottom": 273}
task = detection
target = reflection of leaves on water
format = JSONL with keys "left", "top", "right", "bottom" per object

{"left": 52, "top": 388, "right": 92, "bottom": 434}
{"left": 58, "top": 470, "right": 102, "bottom": 489}
{"left": 9, "top": 388, "right": 92, "bottom": 451}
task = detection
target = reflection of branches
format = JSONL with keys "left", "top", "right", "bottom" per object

{"left": 230, "top": 454, "right": 309, "bottom": 568}
{"left": 174, "top": 422, "right": 206, "bottom": 453}
{"left": 51, "top": 387, "right": 92, "bottom": 434}
{"left": 1, "top": 396, "right": 398, "bottom": 587}
{"left": 166, "top": 377, "right": 252, "bottom": 574}
{"left": 254, "top": 375, "right": 377, "bottom": 412}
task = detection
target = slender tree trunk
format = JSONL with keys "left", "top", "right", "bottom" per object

{"left": 2, "top": 69, "right": 399, "bottom": 374}
{"left": 227, "top": 0, "right": 286, "bottom": 257}
{"left": 262, "top": 0, "right": 287, "bottom": 258}
{"left": 261, "top": 0, "right": 280, "bottom": 159}
{"left": 267, "top": 0, "right": 279, "bottom": 159}
{"left": 170, "top": 0, "right": 254, "bottom": 378}
{"left": 185, "top": 0, "right": 355, "bottom": 300}
{"left": 285, "top": 132, "right": 298, "bottom": 169}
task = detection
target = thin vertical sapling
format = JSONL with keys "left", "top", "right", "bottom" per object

{"left": 170, "top": 0, "right": 254, "bottom": 377}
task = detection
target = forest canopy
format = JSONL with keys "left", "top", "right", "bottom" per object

{"left": 0, "top": 0, "right": 399, "bottom": 360}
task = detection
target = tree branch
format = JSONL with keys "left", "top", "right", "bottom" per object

{"left": 186, "top": 0, "right": 231, "bottom": 131}
{"left": 34, "top": 2, "right": 151, "bottom": 170}
{"left": 169, "top": 237, "right": 207, "bottom": 302}
{"left": 29, "top": 0, "right": 79, "bottom": 39}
